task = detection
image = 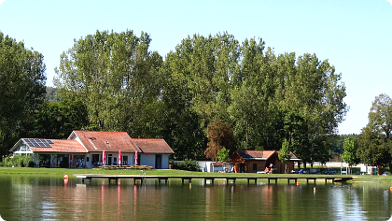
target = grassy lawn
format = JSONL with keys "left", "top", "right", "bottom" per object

{"left": 1, "top": 167, "right": 390, "bottom": 182}
{"left": 1, "top": 167, "right": 392, "bottom": 183}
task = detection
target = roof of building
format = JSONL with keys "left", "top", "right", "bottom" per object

{"left": 235, "top": 150, "right": 300, "bottom": 161}
{"left": 132, "top": 138, "right": 175, "bottom": 154}
{"left": 21, "top": 138, "right": 87, "bottom": 153}
{"left": 236, "top": 150, "right": 276, "bottom": 160}
{"left": 69, "top": 131, "right": 141, "bottom": 153}
{"left": 10, "top": 131, "right": 175, "bottom": 155}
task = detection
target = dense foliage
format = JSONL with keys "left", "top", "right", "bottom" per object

{"left": 29, "top": 99, "right": 89, "bottom": 139}
{"left": 0, "top": 32, "right": 46, "bottom": 158}
{"left": 2, "top": 30, "right": 349, "bottom": 163}
{"left": 54, "top": 30, "right": 164, "bottom": 134}
{"left": 161, "top": 33, "right": 347, "bottom": 163}
{"left": 1, "top": 154, "right": 35, "bottom": 167}
{"left": 358, "top": 94, "right": 392, "bottom": 174}
{"left": 341, "top": 138, "right": 359, "bottom": 174}
{"left": 172, "top": 159, "right": 200, "bottom": 171}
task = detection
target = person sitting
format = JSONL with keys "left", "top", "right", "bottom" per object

{"left": 264, "top": 167, "right": 270, "bottom": 174}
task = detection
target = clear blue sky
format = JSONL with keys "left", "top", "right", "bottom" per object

{"left": 1, "top": 0, "right": 391, "bottom": 135}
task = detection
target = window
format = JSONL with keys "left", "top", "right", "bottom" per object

{"left": 253, "top": 163, "right": 257, "bottom": 171}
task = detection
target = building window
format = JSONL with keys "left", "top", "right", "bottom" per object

{"left": 253, "top": 163, "right": 257, "bottom": 171}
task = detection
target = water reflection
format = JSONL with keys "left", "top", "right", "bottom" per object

{"left": 0, "top": 175, "right": 392, "bottom": 221}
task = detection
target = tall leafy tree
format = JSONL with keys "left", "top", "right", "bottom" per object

{"left": 0, "top": 32, "right": 46, "bottom": 158}
{"left": 161, "top": 33, "right": 240, "bottom": 159}
{"left": 159, "top": 50, "right": 207, "bottom": 160}
{"left": 228, "top": 42, "right": 282, "bottom": 150}
{"left": 358, "top": 94, "right": 392, "bottom": 174}
{"left": 30, "top": 99, "right": 89, "bottom": 139}
{"left": 229, "top": 45, "right": 347, "bottom": 164}
{"left": 274, "top": 53, "right": 347, "bottom": 166}
{"left": 278, "top": 139, "right": 291, "bottom": 163}
{"left": 341, "top": 138, "right": 358, "bottom": 174}
{"left": 163, "top": 32, "right": 240, "bottom": 129}
{"left": 54, "top": 30, "right": 163, "bottom": 136}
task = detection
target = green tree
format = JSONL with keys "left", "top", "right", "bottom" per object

{"left": 161, "top": 33, "right": 240, "bottom": 159}
{"left": 328, "top": 134, "right": 359, "bottom": 161}
{"left": 228, "top": 43, "right": 282, "bottom": 150}
{"left": 160, "top": 53, "right": 207, "bottom": 160}
{"left": 0, "top": 32, "right": 46, "bottom": 158}
{"left": 341, "top": 138, "right": 358, "bottom": 174}
{"left": 163, "top": 32, "right": 240, "bottom": 129}
{"left": 217, "top": 147, "right": 230, "bottom": 162}
{"left": 30, "top": 99, "right": 89, "bottom": 139}
{"left": 274, "top": 53, "right": 347, "bottom": 166}
{"left": 54, "top": 30, "right": 163, "bottom": 136}
{"left": 358, "top": 94, "right": 392, "bottom": 174}
{"left": 278, "top": 139, "right": 292, "bottom": 163}
{"left": 46, "top": 87, "right": 59, "bottom": 102}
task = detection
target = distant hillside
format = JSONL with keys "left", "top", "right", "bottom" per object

{"left": 46, "top": 87, "right": 59, "bottom": 102}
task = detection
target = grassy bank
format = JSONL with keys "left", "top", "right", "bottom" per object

{"left": 0, "top": 167, "right": 391, "bottom": 183}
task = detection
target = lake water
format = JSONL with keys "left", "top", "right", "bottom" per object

{"left": 0, "top": 175, "right": 391, "bottom": 221}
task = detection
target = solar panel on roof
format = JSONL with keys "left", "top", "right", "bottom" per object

{"left": 24, "top": 138, "right": 52, "bottom": 148}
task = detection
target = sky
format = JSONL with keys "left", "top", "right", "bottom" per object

{"left": 0, "top": 0, "right": 391, "bottom": 135}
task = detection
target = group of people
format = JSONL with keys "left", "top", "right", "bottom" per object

{"left": 263, "top": 163, "right": 274, "bottom": 174}
{"left": 218, "top": 167, "right": 234, "bottom": 173}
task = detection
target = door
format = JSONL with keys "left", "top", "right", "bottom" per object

{"left": 155, "top": 154, "right": 162, "bottom": 169}
{"left": 62, "top": 157, "right": 69, "bottom": 168}
{"left": 107, "top": 154, "right": 112, "bottom": 165}
{"left": 240, "top": 163, "right": 245, "bottom": 173}
{"left": 122, "top": 156, "right": 128, "bottom": 165}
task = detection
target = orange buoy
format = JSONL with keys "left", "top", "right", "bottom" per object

{"left": 64, "top": 175, "right": 69, "bottom": 185}
{"left": 296, "top": 182, "right": 299, "bottom": 185}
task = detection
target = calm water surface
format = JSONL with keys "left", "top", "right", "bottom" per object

{"left": 0, "top": 175, "right": 391, "bottom": 221}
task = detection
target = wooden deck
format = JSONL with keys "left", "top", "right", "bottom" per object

{"left": 74, "top": 174, "right": 353, "bottom": 185}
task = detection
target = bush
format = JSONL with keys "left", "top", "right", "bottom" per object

{"left": 1, "top": 154, "right": 35, "bottom": 167}
{"left": 172, "top": 159, "right": 200, "bottom": 171}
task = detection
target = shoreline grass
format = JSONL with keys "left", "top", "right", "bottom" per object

{"left": 0, "top": 167, "right": 391, "bottom": 183}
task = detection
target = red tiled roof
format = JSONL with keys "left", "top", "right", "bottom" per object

{"left": 236, "top": 150, "right": 276, "bottom": 160}
{"left": 236, "top": 150, "right": 300, "bottom": 160}
{"left": 70, "top": 131, "right": 140, "bottom": 153}
{"left": 132, "top": 138, "right": 174, "bottom": 154}
{"left": 29, "top": 139, "right": 87, "bottom": 153}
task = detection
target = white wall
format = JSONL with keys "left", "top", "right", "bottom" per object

{"left": 139, "top": 153, "right": 155, "bottom": 168}
{"left": 196, "top": 161, "right": 234, "bottom": 172}
{"left": 161, "top": 154, "right": 170, "bottom": 169}
{"left": 197, "top": 161, "right": 213, "bottom": 172}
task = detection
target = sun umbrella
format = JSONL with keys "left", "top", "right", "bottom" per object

{"left": 134, "top": 151, "right": 138, "bottom": 165}
{"left": 118, "top": 150, "right": 122, "bottom": 165}
{"left": 102, "top": 150, "right": 106, "bottom": 165}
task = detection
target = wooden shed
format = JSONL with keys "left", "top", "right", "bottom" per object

{"left": 231, "top": 150, "right": 300, "bottom": 174}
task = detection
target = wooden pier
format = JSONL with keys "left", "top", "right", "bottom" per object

{"left": 74, "top": 174, "right": 353, "bottom": 185}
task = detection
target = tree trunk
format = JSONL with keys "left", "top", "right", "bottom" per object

{"left": 377, "top": 165, "right": 385, "bottom": 175}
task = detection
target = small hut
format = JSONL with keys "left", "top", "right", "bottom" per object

{"left": 231, "top": 150, "right": 300, "bottom": 173}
